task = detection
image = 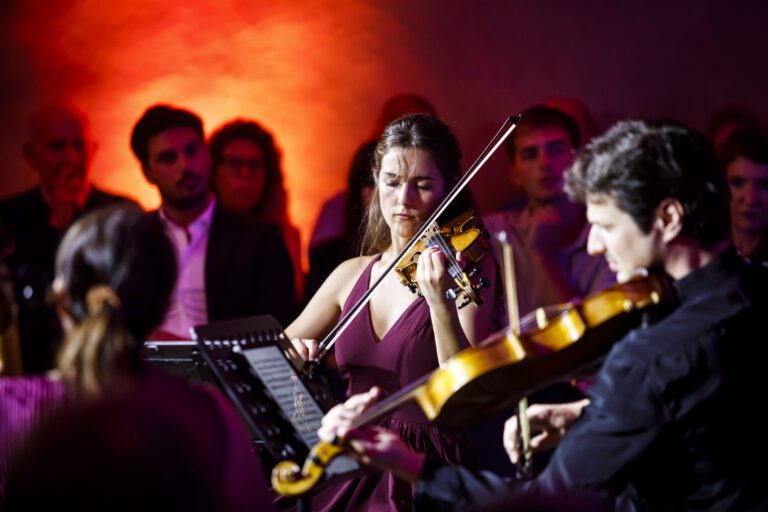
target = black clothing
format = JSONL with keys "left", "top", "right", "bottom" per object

{"left": 150, "top": 205, "right": 297, "bottom": 328}
{"left": 416, "top": 249, "right": 768, "bottom": 511}
{"left": 0, "top": 187, "right": 135, "bottom": 372}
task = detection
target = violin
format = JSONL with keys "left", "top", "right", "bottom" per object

{"left": 271, "top": 272, "right": 676, "bottom": 496}
{"left": 395, "top": 210, "right": 492, "bottom": 308}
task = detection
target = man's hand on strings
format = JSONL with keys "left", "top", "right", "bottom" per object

{"left": 290, "top": 338, "right": 320, "bottom": 361}
{"left": 317, "top": 386, "right": 424, "bottom": 482}
{"left": 318, "top": 387, "right": 381, "bottom": 442}
{"left": 345, "top": 427, "right": 425, "bottom": 482}
{"left": 503, "top": 399, "right": 590, "bottom": 464}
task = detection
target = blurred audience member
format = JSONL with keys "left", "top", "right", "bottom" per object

{"left": 720, "top": 128, "right": 768, "bottom": 264}
{"left": 708, "top": 105, "right": 765, "bottom": 156}
{"left": 130, "top": 105, "right": 296, "bottom": 338}
{"left": 0, "top": 205, "right": 272, "bottom": 510}
{"left": 209, "top": 119, "right": 304, "bottom": 300}
{"left": 0, "top": 222, "right": 23, "bottom": 376}
{"left": 305, "top": 140, "right": 376, "bottom": 299}
{"left": 473, "top": 106, "right": 613, "bottom": 476}
{"left": 370, "top": 93, "right": 439, "bottom": 140}
{"left": 0, "top": 103, "right": 135, "bottom": 373}
{"left": 484, "top": 105, "right": 614, "bottom": 317}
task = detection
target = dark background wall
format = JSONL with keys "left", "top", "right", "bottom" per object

{"left": 2, "top": 0, "right": 766, "bottom": 266}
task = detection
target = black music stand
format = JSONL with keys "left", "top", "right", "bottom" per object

{"left": 191, "top": 315, "right": 359, "bottom": 509}
{"left": 142, "top": 340, "right": 218, "bottom": 385}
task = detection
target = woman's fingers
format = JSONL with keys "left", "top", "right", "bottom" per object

{"left": 289, "top": 338, "right": 320, "bottom": 361}
{"left": 416, "top": 246, "right": 450, "bottom": 300}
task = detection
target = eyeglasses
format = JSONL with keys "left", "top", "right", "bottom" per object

{"left": 219, "top": 156, "right": 265, "bottom": 177}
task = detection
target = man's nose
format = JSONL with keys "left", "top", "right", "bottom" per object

{"left": 177, "top": 152, "right": 193, "bottom": 173}
{"left": 537, "top": 150, "right": 552, "bottom": 170}
{"left": 586, "top": 226, "right": 604, "bottom": 256}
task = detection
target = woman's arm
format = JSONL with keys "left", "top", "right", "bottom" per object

{"left": 417, "top": 247, "right": 498, "bottom": 364}
{"left": 285, "top": 256, "right": 372, "bottom": 360}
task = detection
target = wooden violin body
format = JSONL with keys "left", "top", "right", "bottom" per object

{"left": 424, "top": 271, "right": 674, "bottom": 426}
{"left": 394, "top": 210, "right": 491, "bottom": 307}
{"left": 272, "top": 272, "right": 676, "bottom": 496}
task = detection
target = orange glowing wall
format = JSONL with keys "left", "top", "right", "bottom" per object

{"left": 3, "top": 0, "right": 768, "bottom": 274}
{"left": 5, "top": 1, "right": 412, "bottom": 270}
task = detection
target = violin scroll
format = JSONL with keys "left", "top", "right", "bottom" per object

{"left": 271, "top": 440, "right": 345, "bottom": 496}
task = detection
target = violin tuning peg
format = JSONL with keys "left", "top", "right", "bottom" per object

{"left": 445, "top": 287, "right": 460, "bottom": 301}
{"left": 477, "top": 277, "right": 490, "bottom": 289}
{"left": 467, "top": 266, "right": 480, "bottom": 278}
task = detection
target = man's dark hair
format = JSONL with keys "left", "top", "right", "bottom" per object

{"left": 505, "top": 105, "right": 581, "bottom": 160}
{"left": 130, "top": 105, "right": 204, "bottom": 167}
{"left": 719, "top": 127, "right": 768, "bottom": 168}
{"left": 565, "top": 120, "right": 729, "bottom": 249}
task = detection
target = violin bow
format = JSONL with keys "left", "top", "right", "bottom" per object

{"left": 497, "top": 230, "right": 534, "bottom": 479}
{"left": 312, "top": 115, "right": 522, "bottom": 362}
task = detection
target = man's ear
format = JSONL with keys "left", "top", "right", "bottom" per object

{"left": 654, "top": 198, "right": 684, "bottom": 243}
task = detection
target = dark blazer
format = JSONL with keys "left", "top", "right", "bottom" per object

{"left": 0, "top": 186, "right": 136, "bottom": 372}
{"left": 152, "top": 204, "right": 297, "bottom": 328}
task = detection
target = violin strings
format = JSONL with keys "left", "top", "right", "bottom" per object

{"left": 425, "top": 224, "right": 467, "bottom": 295}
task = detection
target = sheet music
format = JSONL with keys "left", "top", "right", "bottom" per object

{"left": 243, "top": 345, "right": 357, "bottom": 475}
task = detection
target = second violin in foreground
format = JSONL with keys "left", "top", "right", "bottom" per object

{"left": 271, "top": 272, "right": 676, "bottom": 496}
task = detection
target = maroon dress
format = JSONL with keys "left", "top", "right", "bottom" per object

{"left": 312, "top": 255, "right": 474, "bottom": 511}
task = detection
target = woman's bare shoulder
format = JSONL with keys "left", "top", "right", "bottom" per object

{"left": 318, "top": 256, "right": 374, "bottom": 298}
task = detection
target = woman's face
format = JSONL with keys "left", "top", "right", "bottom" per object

{"left": 727, "top": 156, "right": 768, "bottom": 236}
{"left": 213, "top": 138, "right": 267, "bottom": 215}
{"left": 378, "top": 148, "right": 446, "bottom": 241}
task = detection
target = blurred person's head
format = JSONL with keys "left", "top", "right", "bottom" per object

{"left": 372, "top": 94, "right": 437, "bottom": 139}
{"left": 544, "top": 96, "right": 596, "bottom": 146}
{"left": 708, "top": 106, "right": 764, "bottom": 156}
{"left": 720, "top": 128, "right": 768, "bottom": 259}
{"left": 209, "top": 119, "right": 288, "bottom": 225}
{"left": 53, "top": 205, "right": 177, "bottom": 395}
{"left": 23, "top": 103, "right": 94, "bottom": 207}
{"left": 343, "top": 140, "right": 377, "bottom": 253}
{"left": 3, "top": 392, "right": 219, "bottom": 511}
{"left": 130, "top": 105, "right": 211, "bottom": 213}
{"left": 505, "top": 106, "right": 581, "bottom": 209}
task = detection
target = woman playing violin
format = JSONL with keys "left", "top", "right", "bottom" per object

{"left": 286, "top": 114, "right": 499, "bottom": 510}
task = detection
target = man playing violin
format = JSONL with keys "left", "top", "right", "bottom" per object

{"left": 320, "top": 120, "right": 768, "bottom": 511}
